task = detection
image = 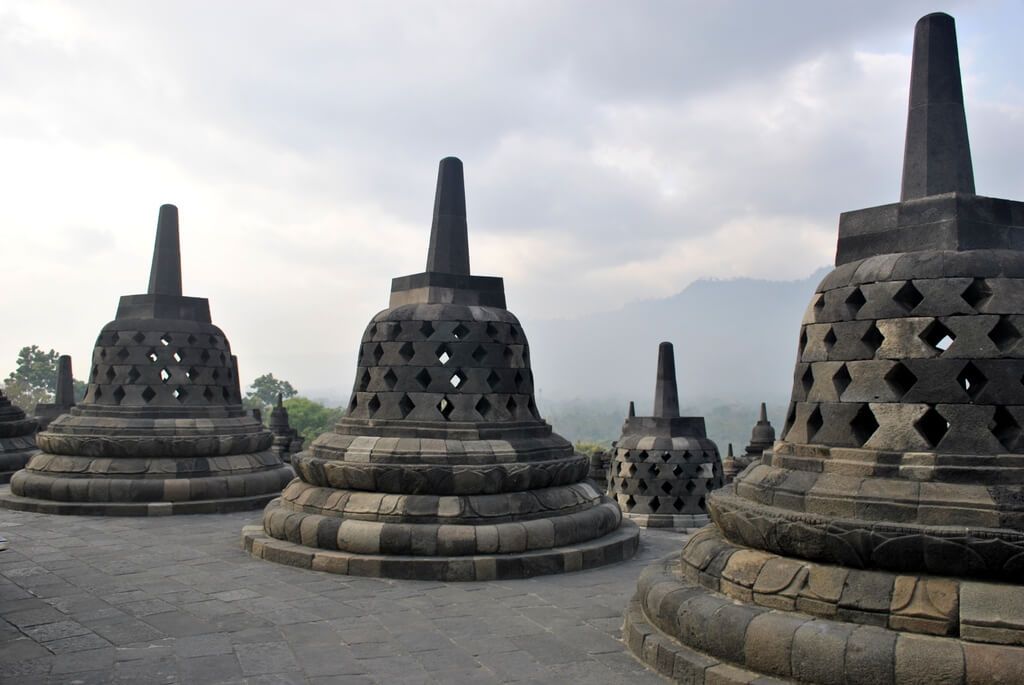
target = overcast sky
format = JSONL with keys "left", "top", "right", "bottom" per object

{"left": 2, "top": 1, "right": 1022, "bottom": 400}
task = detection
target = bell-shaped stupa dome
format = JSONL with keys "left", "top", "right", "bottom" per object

{"left": 624, "top": 14, "right": 1024, "bottom": 681}
{"left": 0, "top": 205, "right": 293, "bottom": 515}
{"left": 244, "top": 157, "right": 639, "bottom": 580}
{"left": 0, "top": 391, "right": 37, "bottom": 483}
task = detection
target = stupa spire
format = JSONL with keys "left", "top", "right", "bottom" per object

{"left": 425, "top": 157, "right": 470, "bottom": 275}
{"left": 628, "top": 401, "right": 636, "bottom": 418}
{"left": 900, "top": 12, "right": 975, "bottom": 200}
{"left": 54, "top": 355, "right": 74, "bottom": 407}
{"left": 758, "top": 402, "right": 767, "bottom": 423}
{"left": 147, "top": 204, "right": 183, "bottom": 296}
{"left": 653, "top": 342, "right": 680, "bottom": 418}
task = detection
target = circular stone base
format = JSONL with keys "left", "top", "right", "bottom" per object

{"left": 241, "top": 520, "right": 640, "bottom": 581}
{"left": 0, "top": 489, "right": 280, "bottom": 516}
{"left": 624, "top": 512, "right": 708, "bottom": 531}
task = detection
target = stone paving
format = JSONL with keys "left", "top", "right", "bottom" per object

{"left": 0, "top": 488, "right": 678, "bottom": 684}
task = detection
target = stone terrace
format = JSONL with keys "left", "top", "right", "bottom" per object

{"left": 0, "top": 495, "right": 676, "bottom": 684}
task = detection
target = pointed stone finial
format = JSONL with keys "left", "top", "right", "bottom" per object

{"left": 425, "top": 157, "right": 471, "bottom": 275}
{"left": 148, "top": 204, "right": 183, "bottom": 296}
{"left": 628, "top": 401, "right": 636, "bottom": 418}
{"left": 653, "top": 342, "right": 680, "bottom": 419}
{"left": 54, "top": 355, "right": 74, "bottom": 407}
{"left": 900, "top": 12, "right": 975, "bottom": 201}
{"left": 728, "top": 443, "right": 734, "bottom": 458}
{"left": 759, "top": 402, "right": 768, "bottom": 423}
{"left": 277, "top": 393, "right": 283, "bottom": 408}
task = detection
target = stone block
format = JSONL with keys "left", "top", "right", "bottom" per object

{"left": 894, "top": 633, "right": 964, "bottom": 685}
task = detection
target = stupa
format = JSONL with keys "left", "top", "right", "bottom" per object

{"left": 721, "top": 443, "right": 739, "bottom": 484}
{"left": 268, "top": 394, "right": 303, "bottom": 463}
{"left": 243, "top": 157, "right": 639, "bottom": 580}
{"left": 0, "top": 392, "right": 37, "bottom": 484}
{"left": 0, "top": 205, "right": 293, "bottom": 515}
{"left": 624, "top": 14, "right": 1024, "bottom": 682}
{"left": 608, "top": 342, "right": 722, "bottom": 529}
{"left": 34, "top": 355, "right": 76, "bottom": 431}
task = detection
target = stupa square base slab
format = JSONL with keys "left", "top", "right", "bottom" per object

{"left": 242, "top": 519, "right": 640, "bottom": 581}
{"left": 624, "top": 512, "right": 709, "bottom": 531}
{"left": 0, "top": 490, "right": 280, "bottom": 516}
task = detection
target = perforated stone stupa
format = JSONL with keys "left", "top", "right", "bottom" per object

{"left": 609, "top": 342, "right": 722, "bottom": 530}
{"left": 269, "top": 394, "right": 303, "bottom": 463}
{"left": 243, "top": 157, "right": 639, "bottom": 580}
{"left": 624, "top": 14, "right": 1024, "bottom": 682}
{"left": 0, "top": 392, "right": 37, "bottom": 484}
{"left": 724, "top": 402, "right": 776, "bottom": 484}
{"left": 33, "top": 355, "right": 76, "bottom": 431}
{"left": 0, "top": 205, "right": 293, "bottom": 515}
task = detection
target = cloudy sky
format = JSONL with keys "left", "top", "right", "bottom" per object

{"left": 1, "top": 1, "right": 1022, "bottom": 401}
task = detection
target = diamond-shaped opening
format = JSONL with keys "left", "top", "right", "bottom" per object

{"left": 921, "top": 320, "right": 956, "bottom": 353}
{"left": 90, "top": 365, "right": 99, "bottom": 381}
{"left": 884, "top": 362, "right": 917, "bottom": 399}
{"left": 801, "top": 366, "right": 814, "bottom": 394}
{"left": 438, "top": 396, "right": 454, "bottom": 420}
{"left": 799, "top": 328, "right": 808, "bottom": 357}
{"left": 366, "top": 324, "right": 377, "bottom": 340}
{"left": 94, "top": 386, "right": 103, "bottom": 400}
{"left": 845, "top": 287, "right": 866, "bottom": 316}
{"left": 503, "top": 347, "right": 514, "bottom": 364}
{"left": 485, "top": 322, "right": 500, "bottom": 340}
{"left": 832, "top": 364, "right": 851, "bottom": 398}
{"left": 509, "top": 326, "right": 520, "bottom": 342}
{"left": 436, "top": 344, "right": 452, "bottom": 365}
{"left": 486, "top": 370, "right": 501, "bottom": 389}
{"left": 627, "top": 463, "right": 637, "bottom": 476}
{"left": 472, "top": 345, "right": 487, "bottom": 363}
{"left": 660, "top": 451, "right": 672, "bottom": 463}
{"left": 625, "top": 495, "right": 636, "bottom": 509}
{"left": 172, "top": 351, "right": 183, "bottom": 363}
{"left": 141, "top": 386, "right": 156, "bottom": 403}
{"left": 638, "top": 450, "right": 648, "bottom": 461}
{"left": 398, "top": 341, "right": 415, "bottom": 362}
{"left": 823, "top": 327, "right": 837, "bottom": 351}
{"left": 527, "top": 396, "right": 540, "bottom": 419}
{"left": 698, "top": 496, "right": 707, "bottom": 511}
{"left": 132, "top": 331, "right": 146, "bottom": 344}
{"left": 367, "top": 394, "right": 381, "bottom": 416}
{"left": 147, "top": 348, "right": 159, "bottom": 363}
{"left": 203, "top": 387, "right": 215, "bottom": 402}
{"left": 222, "top": 387, "right": 232, "bottom": 402}
{"left": 672, "top": 465, "right": 684, "bottom": 478}
{"left": 914, "top": 406, "right": 949, "bottom": 448}
{"left": 398, "top": 393, "right": 415, "bottom": 418}
{"left": 506, "top": 395, "right": 518, "bottom": 417}
{"left": 650, "top": 464, "right": 661, "bottom": 477}
{"left": 989, "top": 316, "right": 1021, "bottom": 352}
{"left": 187, "top": 334, "right": 197, "bottom": 345}
{"left": 173, "top": 387, "right": 187, "bottom": 403}
{"left": 475, "top": 396, "right": 491, "bottom": 419}
{"left": 383, "top": 322, "right": 399, "bottom": 341}
{"left": 637, "top": 479, "right": 648, "bottom": 493}
{"left": 185, "top": 367, "right": 198, "bottom": 382}
{"left": 372, "top": 344, "right": 384, "bottom": 364}
{"left": 117, "top": 347, "right": 130, "bottom": 361}
{"left": 99, "top": 349, "right": 107, "bottom": 361}
{"left": 212, "top": 368, "right": 220, "bottom": 381}
{"left": 383, "top": 369, "right": 398, "bottom": 390}
{"left": 112, "top": 386, "right": 125, "bottom": 404}
{"left": 894, "top": 281, "right": 924, "bottom": 313}
{"left": 991, "top": 406, "right": 1021, "bottom": 451}
{"left": 685, "top": 479, "right": 697, "bottom": 493}
{"left": 514, "top": 370, "right": 524, "bottom": 390}
{"left": 160, "top": 334, "right": 172, "bottom": 347}
{"left": 649, "top": 497, "right": 661, "bottom": 512}
{"left": 415, "top": 368, "right": 432, "bottom": 389}
{"left": 358, "top": 369, "right": 371, "bottom": 391}
{"left": 861, "top": 323, "right": 885, "bottom": 355}
{"left": 783, "top": 402, "right": 798, "bottom": 438}
{"left": 681, "top": 450, "right": 692, "bottom": 461}
{"left": 807, "top": 405, "right": 824, "bottom": 441}
{"left": 449, "top": 370, "right": 466, "bottom": 389}
{"left": 956, "top": 362, "right": 988, "bottom": 401}
{"left": 123, "top": 367, "right": 140, "bottom": 385}
{"left": 105, "top": 366, "right": 117, "bottom": 382}
{"left": 349, "top": 396, "right": 358, "bottom": 412}
{"left": 673, "top": 497, "right": 686, "bottom": 512}
{"left": 660, "top": 481, "right": 673, "bottom": 495}
{"left": 160, "top": 368, "right": 171, "bottom": 384}
{"left": 419, "top": 320, "right": 435, "bottom": 338}
{"left": 962, "top": 278, "right": 993, "bottom": 310}
{"left": 201, "top": 349, "right": 211, "bottom": 363}
{"left": 813, "top": 293, "right": 825, "bottom": 317}
{"left": 850, "top": 404, "right": 879, "bottom": 447}
{"left": 452, "top": 323, "right": 470, "bottom": 340}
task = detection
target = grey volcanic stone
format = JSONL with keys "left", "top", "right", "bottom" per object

{"left": 0, "top": 205, "right": 292, "bottom": 515}
{"left": 0, "top": 390, "right": 38, "bottom": 484}
{"left": 245, "top": 157, "right": 638, "bottom": 580}
{"left": 33, "top": 354, "right": 76, "bottom": 431}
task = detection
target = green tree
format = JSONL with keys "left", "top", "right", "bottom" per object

{"left": 283, "top": 397, "right": 345, "bottom": 443}
{"left": 3, "top": 345, "right": 87, "bottom": 410}
{"left": 244, "top": 373, "right": 298, "bottom": 418}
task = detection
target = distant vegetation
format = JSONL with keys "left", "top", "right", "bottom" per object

{"left": 3, "top": 345, "right": 86, "bottom": 410}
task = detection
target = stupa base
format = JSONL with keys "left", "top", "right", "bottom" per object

{"left": 241, "top": 519, "right": 640, "bottom": 581}
{"left": 0, "top": 489, "right": 284, "bottom": 516}
{"left": 624, "top": 528, "right": 1024, "bottom": 683}
{"left": 624, "top": 512, "right": 709, "bottom": 531}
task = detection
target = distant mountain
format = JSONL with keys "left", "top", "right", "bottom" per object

{"left": 526, "top": 267, "right": 830, "bottom": 416}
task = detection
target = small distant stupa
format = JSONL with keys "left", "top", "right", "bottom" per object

{"left": 0, "top": 391, "right": 37, "bottom": 484}
{"left": 34, "top": 355, "right": 76, "bottom": 431}
{"left": 268, "top": 394, "right": 303, "bottom": 463}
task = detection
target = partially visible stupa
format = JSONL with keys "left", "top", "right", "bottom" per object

{"left": 0, "top": 391, "right": 37, "bottom": 484}
{"left": 268, "top": 394, "right": 303, "bottom": 463}
{"left": 244, "top": 157, "right": 639, "bottom": 579}
{"left": 724, "top": 402, "right": 776, "bottom": 484}
{"left": 34, "top": 355, "right": 76, "bottom": 431}
{"left": 624, "top": 14, "right": 1024, "bottom": 682}
{"left": 607, "top": 342, "right": 723, "bottom": 529}
{"left": 0, "top": 205, "right": 293, "bottom": 515}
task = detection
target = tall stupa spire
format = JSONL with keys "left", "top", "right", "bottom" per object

{"left": 900, "top": 12, "right": 975, "bottom": 200}
{"left": 425, "top": 157, "right": 470, "bottom": 275}
{"left": 147, "top": 204, "right": 183, "bottom": 296}
{"left": 652, "top": 342, "right": 680, "bottom": 418}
